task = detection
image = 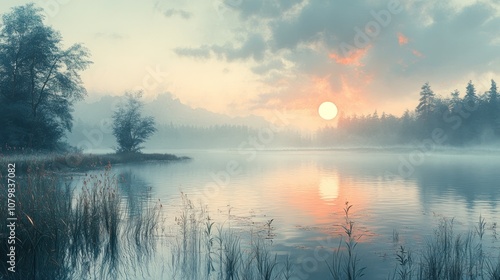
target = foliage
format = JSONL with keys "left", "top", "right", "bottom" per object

{"left": 0, "top": 168, "right": 160, "bottom": 279}
{"left": 0, "top": 4, "right": 91, "bottom": 150}
{"left": 112, "top": 91, "right": 157, "bottom": 153}
{"left": 318, "top": 79, "right": 500, "bottom": 146}
{"left": 416, "top": 82, "right": 436, "bottom": 122}
{"left": 326, "top": 202, "right": 366, "bottom": 280}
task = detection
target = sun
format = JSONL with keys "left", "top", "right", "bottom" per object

{"left": 318, "top": 101, "right": 338, "bottom": 120}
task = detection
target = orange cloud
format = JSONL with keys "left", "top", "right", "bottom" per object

{"left": 253, "top": 68, "right": 375, "bottom": 130}
{"left": 398, "top": 32, "right": 409, "bottom": 46}
{"left": 328, "top": 46, "right": 370, "bottom": 66}
{"left": 412, "top": 49, "right": 424, "bottom": 58}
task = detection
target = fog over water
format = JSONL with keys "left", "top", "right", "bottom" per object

{"left": 85, "top": 149, "right": 500, "bottom": 279}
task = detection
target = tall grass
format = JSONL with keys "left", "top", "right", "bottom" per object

{"left": 166, "top": 193, "right": 281, "bottom": 280}
{"left": 390, "top": 217, "right": 500, "bottom": 280}
{"left": 326, "top": 201, "right": 366, "bottom": 280}
{"left": 0, "top": 165, "right": 160, "bottom": 279}
{"left": 160, "top": 199, "right": 500, "bottom": 280}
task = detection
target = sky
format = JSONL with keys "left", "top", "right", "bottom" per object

{"left": 1, "top": 0, "right": 499, "bottom": 130}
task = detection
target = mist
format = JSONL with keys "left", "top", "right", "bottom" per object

{"left": 68, "top": 79, "right": 500, "bottom": 152}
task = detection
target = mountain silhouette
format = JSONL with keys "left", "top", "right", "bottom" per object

{"left": 73, "top": 92, "right": 270, "bottom": 128}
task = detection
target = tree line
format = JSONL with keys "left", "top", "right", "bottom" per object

{"left": 317, "top": 80, "right": 500, "bottom": 146}
{"left": 69, "top": 121, "right": 310, "bottom": 150}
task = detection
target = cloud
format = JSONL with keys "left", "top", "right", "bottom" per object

{"left": 329, "top": 47, "right": 370, "bottom": 66}
{"left": 174, "top": 45, "right": 211, "bottom": 59}
{"left": 174, "top": 34, "right": 267, "bottom": 61}
{"left": 163, "top": 8, "right": 191, "bottom": 19}
{"left": 412, "top": 49, "right": 424, "bottom": 58}
{"left": 269, "top": 0, "right": 385, "bottom": 51}
{"left": 173, "top": 0, "right": 500, "bottom": 116}
{"left": 272, "top": 1, "right": 498, "bottom": 99}
{"left": 94, "top": 32, "right": 127, "bottom": 40}
{"left": 213, "top": 34, "right": 267, "bottom": 61}
{"left": 251, "top": 59, "right": 285, "bottom": 74}
{"left": 393, "top": 2, "right": 500, "bottom": 78}
{"left": 222, "top": 0, "right": 305, "bottom": 19}
{"left": 398, "top": 32, "right": 409, "bottom": 45}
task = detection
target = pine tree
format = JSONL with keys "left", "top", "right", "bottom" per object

{"left": 416, "top": 82, "right": 435, "bottom": 121}
{"left": 488, "top": 80, "right": 500, "bottom": 134}
{"left": 460, "top": 81, "right": 480, "bottom": 142}
{"left": 488, "top": 79, "right": 498, "bottom": 104}
{"left": 464, "top": 80, "right": 478, "bottom": 109}
{"left": 450, "top": 89, "right": 460, "bottom": 103}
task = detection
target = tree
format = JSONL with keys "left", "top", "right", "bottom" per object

{"left": 0, "top": 4, "right": 92, "bottom": 150}
{"left": 112, "top": 91, "right": 157, "bottom": 153}
{"left": 416, "top": 82, "right": 435, "bottom": 121}
{"left": 488, "top": 80, "right": 498, "bottom": 102}
{"left": 450, "top": 89, "right": 460, "bottom": 106}
{"left": 463, "top": 80, "right": 478, "bottom": 109}
{"left": 487, "top": 79, "right": 500, "bottom": 135}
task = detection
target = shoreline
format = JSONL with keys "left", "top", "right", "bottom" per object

{"left": 0, "top": 152, "right": 191, "bottom": 174}
{"left": 229, "top": 145, "right": 500, "bottom": 154}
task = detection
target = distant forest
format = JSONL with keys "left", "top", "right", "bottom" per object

{"left": 69, "top": 79, "right": 500, "bottom": 150}
{"left": 69, "top": 122, "right": 311, "bottom": 150}
{"left": 317, "top": 80, "right": 500, "bottom": 146}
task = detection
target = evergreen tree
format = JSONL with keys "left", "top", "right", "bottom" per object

{"left": 464, "top": 81, "right": 479, "bottom": 137}
{"left": 489, "top": 79, "right": 498, "bottom": 102}
{"left": 488, "top": 80, "right": 500, "bottom": 135}
{"left": 450, "top": 89, "right": 460, "bottom": 108}
{"left": 464, "top": 80, "right": 478, "bottom": 109}
{"left": 416, "top": 82, "right": 435, "bottom": 121}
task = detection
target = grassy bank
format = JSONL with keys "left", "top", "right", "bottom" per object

{"left": 0, "top": 152, "right": 190, "bottom": 174}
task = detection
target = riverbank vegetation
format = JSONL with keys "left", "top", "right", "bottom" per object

{"left": 0, "top": 151, "right": 188, "bottom": 174}
{"left": 0, "top": 166, "right": 159, "bottom": 279}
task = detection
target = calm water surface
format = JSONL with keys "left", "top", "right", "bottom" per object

{"left": 95, "top": 149, "right": 500, "bottom": 279}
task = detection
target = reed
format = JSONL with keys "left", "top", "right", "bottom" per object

{"left": 254, "top": 237, "right": 279, "bottom": 280}
{"left": 486, "top": 256, "right": 500, "bottom": 280}
{"left": 327, "top": 201, "right": 366, "bottom": 280}
{"left": 0, "top": 165, "right": 159, "bottom": 279}
{"left": 162, "top": 192, "right": 285, "bottom": 280}
{"left": 390, "top": 216, "right": 500, "bottom": 280}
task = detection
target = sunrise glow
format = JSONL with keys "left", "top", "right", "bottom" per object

{"left": 0, "top": 0, "right": 496, "bottom": 129}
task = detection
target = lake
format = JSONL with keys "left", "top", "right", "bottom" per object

{"left": 89, "top": 149, "right": 500, "bottom": 279}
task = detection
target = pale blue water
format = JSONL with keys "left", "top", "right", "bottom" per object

{"left": 92, "top": 149, "right": 500, "bottom": 279}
